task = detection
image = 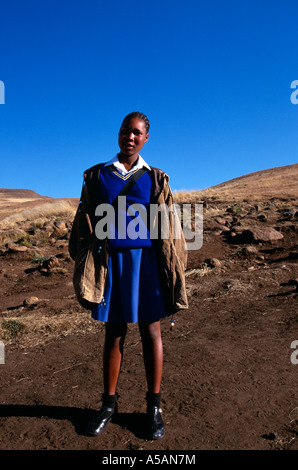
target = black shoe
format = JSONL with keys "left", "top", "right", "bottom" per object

{"left": 146, "top": 405, "right": 165, "bottom": 440}
{"left": 86, "top": 403, "right": 117, "bottom": 436}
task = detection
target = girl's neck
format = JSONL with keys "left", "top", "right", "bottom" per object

{"left": 118, "top": 152, "right": 139, "bottom": 171}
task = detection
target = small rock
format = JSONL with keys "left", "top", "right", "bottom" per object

{"left": 41, "top": 256, "right": 60, "bottom": 270}
{"left": 279, "top": 208, "right": 298, "bottom": 220}
{"left": 214, "top": 216, "right": 227, "bottom": 226}
{"left": 222, "top": 280, "right": 234, "bottom": 289}
{"left": 233, "top": 226, "right": 247, "bottom": 234}
{"left": 6, "top": 243, "right": 28, "bottom": 252}
{"left": 241, "top": 246, "right": 258, "bottom": 256}
{"left": 23, "top": 296, "right": 39, "bottom": 306}
{"left": 242, "top": 226, "right": 284, "bottom": 242}
{"left": 204, "top": 258, "right": 221, "bottom": 268}
{"left": 50, "top": 225, "right": 68, "bottom": 238}
{"left": 54, "top": 221, "right": 66, "bottom": 230}
{"left": 40, "top": 222, "right": 54, "bottom": 233}
{"left": 257, "top": 214, "right": 267, "bottom": 222}
{"left": 213, "top": 225, "right": 229, "bottom": 234}
{"left": 55, "top": 240, "right": 69, "bottom": 248}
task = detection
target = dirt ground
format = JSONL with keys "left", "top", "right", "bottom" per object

{"left": 0, "top": 192, "right": 297, "bottom": 452}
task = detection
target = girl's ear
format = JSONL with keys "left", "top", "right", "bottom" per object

{"left": 145, "top": 133, "right": 149, "bottom": 142}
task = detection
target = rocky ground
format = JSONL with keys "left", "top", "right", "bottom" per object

{"left": 0, "top": 181, "right": 297, "bottom": 451}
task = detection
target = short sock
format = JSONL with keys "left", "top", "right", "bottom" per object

{"left": 146, "top": 391, "right": 161, "bottom": 408}
{"left": 102, "top": 392, "right": 118, "bottom": 408}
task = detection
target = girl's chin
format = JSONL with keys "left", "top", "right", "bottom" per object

{"left": 119, "top": 150, "right": 138, "bottom": 158}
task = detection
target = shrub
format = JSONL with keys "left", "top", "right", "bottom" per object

{"left": 1, "top": 319, "right": 25, "bottom": 339}
{"left": 31, "top": 255, "right": 47, "bottom": 265}
{"left": 234, "top": 205, "right": 243, "bottom": 214}
{"left": 19, "top": 234, "right": 32, "bottom": 247}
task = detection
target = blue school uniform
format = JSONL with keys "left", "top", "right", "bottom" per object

{"left": 91, "top": 156, "right": 168, "bottom": 323}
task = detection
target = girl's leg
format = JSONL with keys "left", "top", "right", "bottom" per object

{"left": 138, "top": 320, "right": 163, "bottom": 393}
{"left": 86, "top": 322, "right": 127, "bottom": 436}
{"left": 103, "top": 322, "right": 127, "bottom": 395}
{"left": 139, "top": 320, "right": 165, "bottom": 439}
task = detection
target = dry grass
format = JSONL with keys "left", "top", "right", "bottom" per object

{"left": 0, "top": 200, "right": 77, "bottom": 229}
{"left": 0, "top": 310, "right": 98, "bottom": 348}
{"left": 2, "top": 198, "right": 41, "bottom": 203}
{"left": 173, "top": 190, "right": 205, "bottom": 204}
{"left": 185, "top": 266, "right": 213, "bottom": 277}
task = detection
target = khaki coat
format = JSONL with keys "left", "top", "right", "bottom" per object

{"left": 68, "top": 164, "right": 188, "bottom": 315}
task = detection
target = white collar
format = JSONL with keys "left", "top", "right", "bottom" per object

{"left": 104, "top": 154, "right": 151, "bottom": 175}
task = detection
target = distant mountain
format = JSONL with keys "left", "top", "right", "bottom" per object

{"left": 0, "top": 188, "right": 51, "bottom": 199}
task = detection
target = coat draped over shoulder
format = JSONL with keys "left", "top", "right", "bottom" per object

{"left": 68, "top": 164, "right": 188, "bottom": 314}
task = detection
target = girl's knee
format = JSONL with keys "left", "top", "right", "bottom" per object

{"left": 139, "top": 321, "right": 161, "bottom": 343}
{"left": 105, "top": 322, "right": 127, "bottom": 345}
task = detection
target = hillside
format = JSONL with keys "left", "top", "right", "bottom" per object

{"left": 0, "top": 188, "right": 78, "bottom": 226}
{"left": 0, "top": 188, "right": 48, "bottom": 198}
{"left": 203, "top": 163, "right": 298, "bottom": 198}
{"left": 174, "top": 163, "right": 298, "bottom": 203}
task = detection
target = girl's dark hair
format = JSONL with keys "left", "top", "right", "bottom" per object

{"left": 121, "top": 112, "right": 150, "bottom": 132}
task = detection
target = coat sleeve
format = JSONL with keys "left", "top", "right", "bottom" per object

{"left": 154, "top": 176, "right": 188, "bottom": 314}
{"left": 68, "top": 174, "right": 94, "bottom": 261}
{"left": 164, "top": 179, "right": 188, "bottom": 271}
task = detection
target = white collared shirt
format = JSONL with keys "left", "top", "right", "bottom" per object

{"left": 104, "top": 154, "right": 151, "bottom": 176}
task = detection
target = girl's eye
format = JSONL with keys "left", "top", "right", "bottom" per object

{"left": 120, "top": 129, "right": 142, "bottom": 136}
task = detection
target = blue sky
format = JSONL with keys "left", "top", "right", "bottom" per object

{"left": 0, "top": 0, "right": 297, "bottom": 198}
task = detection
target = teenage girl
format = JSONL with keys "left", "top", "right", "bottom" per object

{"left": 70, "top": 112, "right": 188, "bottom": 440}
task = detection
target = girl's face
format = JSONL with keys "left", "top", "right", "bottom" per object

{"left": 118, "top": 117, "right": 149, "bottom": 158}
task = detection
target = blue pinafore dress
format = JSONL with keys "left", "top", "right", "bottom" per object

{"left": 91, "top": 165, "right": 168, "bottom": 323}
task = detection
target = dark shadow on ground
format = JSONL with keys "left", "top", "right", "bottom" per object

{"left": 112, "top": 412, "right": 148, "bottom": 439}
{"left": 0, "top": 404, "right": 94, "bottom": 435}
{"left": 0, "top": 405, "right": 147, "bottom": 439}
